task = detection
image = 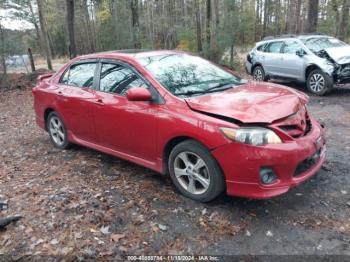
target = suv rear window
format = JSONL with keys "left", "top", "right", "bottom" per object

{"left": 265, "top": 41, "right": 283, "bottom": 53}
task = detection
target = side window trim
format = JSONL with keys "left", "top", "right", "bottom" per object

{"left": 58, "top": 59, "right": 99, "bottom": 90}
{"left": 97, "top": 59, "right": 164, "bottom": 104}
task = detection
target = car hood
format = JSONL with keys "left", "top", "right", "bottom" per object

{"left": 185, "top": 82, "right": 308, "bottom": 124}
{"left": 325, "top": 46, "right": 350, "bottom": 64}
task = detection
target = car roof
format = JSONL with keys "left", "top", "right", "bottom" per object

{"left": 74, "top": 49, "right": 188, "bottom": 61}
{"left": 256, "top": 34, "right": 334, "bottom": 45}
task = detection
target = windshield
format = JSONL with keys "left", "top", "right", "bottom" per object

{"left": 302, "top": 37, "right": 347, "bottom": 53}
{"left": 137, "top": 54, "right": 245, "bottom": 97}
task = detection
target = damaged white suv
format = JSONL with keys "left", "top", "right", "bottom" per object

{"left": 245, "top": 34, "right": 350, "bottom": 95}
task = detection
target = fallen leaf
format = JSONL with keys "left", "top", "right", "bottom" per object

{"left": 111, "top": 233, "right": 125, "bottom": 242}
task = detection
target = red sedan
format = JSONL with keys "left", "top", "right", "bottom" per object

{"left": 32, "top": 50, "right": 326, "bottom": 202}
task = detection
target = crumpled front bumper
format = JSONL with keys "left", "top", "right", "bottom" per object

{"left": 212, "top": 118, "right": 326, "bottom": 199}
{"left": 334, "top": 64, "right": 350, "bottom": 84}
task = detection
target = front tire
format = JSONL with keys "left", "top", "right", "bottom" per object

{"left": 46, "top": 111, "right": 71, "bottom": 149}
{"left": 168, "top": 140, "right": 225, "bottom": 202}
{"left": 306, "top": 69, "right": 333, "bottom": 96}
{"left": 252, "top": 65, "right": 267, "bottom": 81}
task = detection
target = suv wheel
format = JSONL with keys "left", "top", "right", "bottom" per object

{"left": 168, "top": 140, "right": 225, "bottom": 202}
{"left": 307, "top": 69, "right": 333, "bottom": 96}
{"left": 47, "top": 112, "right": 71, "bottom": 149}
{"left": 252, "top": 65, "right": 267, "bottom": 81}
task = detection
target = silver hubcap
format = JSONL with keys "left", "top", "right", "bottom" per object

{"left": 49, "top": 116, "right": 65, "bottom": 146}
{"left": 174, "top": 152, "right": 210, "bottom": 195}
{"left": 309, "top": 73, "right": 325, "bottom": 93}
{"left": 253, "top": 68, "right": 263, "bottom": 81}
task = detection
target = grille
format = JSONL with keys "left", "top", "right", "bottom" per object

{"left": 341, "top": 64, "right": 350, "bottom": 77}
{"left": 294, "top": 149, "right": 321, "bottom": 177}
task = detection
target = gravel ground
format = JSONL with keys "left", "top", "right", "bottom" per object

{"left": 0, "top": 78, "right": 349, "bottom": 260}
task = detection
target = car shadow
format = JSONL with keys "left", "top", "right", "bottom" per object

{"left": 71, "top": 142, "right": 328, "bottom": 219}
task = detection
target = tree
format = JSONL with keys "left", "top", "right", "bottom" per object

{"left": 0, "top": 21, "right": 7, "bottom": 81}
{"left": 194, "top": 0, "right": 202, "bottom": 52}
{"left": 130, "top": 0, "right": 141, "bottom": 48}
{"left": 37, "top": 0, "right": 52, "bottom": 70}
{"left": 295, "top": 0, "right": 302, "bottom": 34}
{"left": 205, "top": 0, "right": 211, "bottom": 48}
{"left": 306, "top": 0, "right": 319, "bottom": 33}
{"left": 338, "top": 0, "right": 350, "bottom": 40}
{"left": 262, "top": 0, "right": 270, "bottom": 37}
{"left": 66, "top": 0, "right": 76, "bottom": 58}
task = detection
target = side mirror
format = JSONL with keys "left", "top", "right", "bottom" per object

{"left": 126, "top": 87, "right": 152, "bottom": 102}
{"left": 296, "top": 49, "right": 305, "bottom": 57}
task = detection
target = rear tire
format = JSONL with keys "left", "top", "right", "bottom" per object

{"left": 168, "top": 140, "right": 225, "bottom": 202}
{"left": 306, "top": 69, "right": 333, "bottom": 96}
{"left": 46, "top": 111, "right": 71, "bottom": 149}
{"left": 252, "top": 65, "right": 267, "bottom": 81}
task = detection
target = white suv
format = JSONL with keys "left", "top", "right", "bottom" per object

{"left": 245, "top": 34, "right": 350, "bottom": 95}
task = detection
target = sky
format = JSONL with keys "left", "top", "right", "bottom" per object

{"left": 0, "top": 8, "right": 34, "bottom": 30}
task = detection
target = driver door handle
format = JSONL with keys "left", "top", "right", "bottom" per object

{"left": 95, "top": 98, "right": 104, "bottom": 105}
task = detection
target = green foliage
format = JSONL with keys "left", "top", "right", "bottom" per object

{"left": 1, "top": 0, "right": 350, "bottom": 60}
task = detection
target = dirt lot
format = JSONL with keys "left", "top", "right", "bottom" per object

{"left": 0, "top": 75, "right": 349, "bottom": 260}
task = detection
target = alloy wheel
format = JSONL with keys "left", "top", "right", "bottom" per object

{"left": 49, "top": 116, "right": 66, "bottom": 146}
{"left": 253, "top": 68, "right": 263, "bottom": 81}
{"left": 309, "top": 73, "right": 325, "bottom": 93}
{"left": 173, "top": 151, "right": 210, "bottom": 195}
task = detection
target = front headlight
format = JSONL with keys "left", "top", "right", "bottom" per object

{"left": 220, "top": 127, "right": 282, "bottom": 146}
{"left": 321, "top": 62, "right": 335, "bottom": 74}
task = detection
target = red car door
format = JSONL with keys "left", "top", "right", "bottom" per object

{"left": 55, "top": 61, "right": 98, "bottom": 143}
{"left": 92, "top": 61, "right": 159, "bottom": 162}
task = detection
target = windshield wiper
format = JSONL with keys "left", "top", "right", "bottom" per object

{"left": 175, "top": 81, "right": 237, "bottom": 96}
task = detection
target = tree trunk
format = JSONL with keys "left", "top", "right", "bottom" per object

{"left": 338, "top": 0, "right": 350, "bottom": 40}
{"left": 66, "top": 0, "right": 77, "bottom": 58}
{"left": 130, "top": 0, "right": 141, "bottom": 49}
{"left": 275, "top": 0, "right": 281, "bottom": 35}
{"left": 262, "top": 0, "right": 269, "bottom": 37}
{"left": 295, "top": 0, "right": 302, "bottom": 34}
{"left": 82, "top": 0, "right": 95, "bottom": 53}
{"left": 206, "top": 0, "right": 211, "bottom": 48}
{"left": 27, "top": 0, "right": 42, "bottom": 53}
{"left": 36, "top": 0, "right": 52, "bottom": 70}
{"left": 195, "top": 0, "right": 202, "bottom": 52}
{"left": 0, "top": 22, "right": 7, "bottom": 81}
{"left": 255, "top": 0, "right": 261, "bottom": 41}
{"left": 165, "top": 0, "right": 177, "bottom": 49}
{"left": 305, "top": 0, "right": 319, "bottom": 33}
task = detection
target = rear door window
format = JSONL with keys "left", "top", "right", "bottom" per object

{"left": 265, "top": 41, "right": 284, "bottom": 53}
{"left": 257, "top": 43, "right": 267, "bottom": 51}
{"left": 60, "top": 62, "right": 96, "bottom": 88}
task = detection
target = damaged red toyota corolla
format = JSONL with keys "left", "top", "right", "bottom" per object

{"left": 32, "top": 50, "right": 326, "bottom": 202}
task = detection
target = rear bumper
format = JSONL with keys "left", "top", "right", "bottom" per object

{"left": 212, "top": 118, "right": 326, "bottom": 199}
{"left": 245, "top": 61, "right": 253, "bottom": 75}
